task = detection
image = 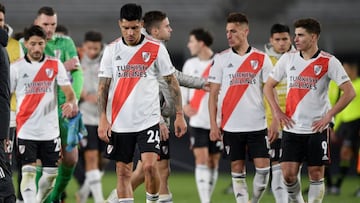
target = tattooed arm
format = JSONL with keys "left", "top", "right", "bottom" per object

{"left": 163, "top": 74, "right": 187, "bottom": 137}
{"left": 97, "top": 77, "right": 112, "bottom": 143}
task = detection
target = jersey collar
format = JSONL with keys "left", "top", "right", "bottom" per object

{"left": 300, "top": 49, "right": 321, "bottom": 59}
{"left": 122, "top": 34, "right": 145, "bottom": 46}
{"left": 231, "top": 46, "right": 252, "bottom": 55}
{"left": 25, "top": 54, "right": 45, "bottom": 63}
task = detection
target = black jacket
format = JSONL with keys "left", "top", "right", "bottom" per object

{"left": 0, "top": 28, "right": 10, "bottom": 140}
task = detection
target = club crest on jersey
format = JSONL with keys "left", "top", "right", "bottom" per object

{"left": 142, "top": 52, "right": 151, "bottom": 62}
{"left": 314, "top": 65, "right": 322, "bottom": 76}
{"left": 45, "top": 68, "right": 54, "bottom": 78}
{"left": 250, "top": 60, "right": 259, "bottom": 70}
{"left": 19, "top": 145, "right": 25, "bottom": 154}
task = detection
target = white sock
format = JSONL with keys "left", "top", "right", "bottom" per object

{"left": 195, "top": 165, "right": 211, "bottom": 203}
{"left": 231, "top": 172, "right": 249, "bottom": 203}
{"left": 106, "top": 188, "right": 118, "bottom": 203}
{"left": 146, "top": 192, "right": 159, "bottom": 203}
{"left": 308, "top": 179, "right": 325, "bottom": 203}
{"left": 77, "top": 177, "right": 90, "bottom": 203}
{"left": 284, "top": 179, "right": 305, "bottom": 203}
{"left": 271, "top": 164, "right": 287, "bottom": 203}
{"left": 20, "top": 165, "right": 37, "bottom": 203}
{"left": 209, "top": 167, "right": 218, "bottom": 198}
{"left": 251, "top": 167, "right": 270, "bottom": 203}
{"left": 118, "top": 197, "right": 134, "bottom": 203}
{"left": 157, "top": 193, "right": 173, "bottom": 203}
{"left": 36, "top": 167, "right": 58, "bottom": 203}
{"left": 87, "top": 169, "right": 104, "bottom": 203}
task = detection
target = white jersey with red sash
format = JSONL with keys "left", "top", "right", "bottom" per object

{"left": 10, "top": 55, "right": 70, "bottom": 140}
{"left": 270, "top": 50, "right": 350, "bottom": 134}
{"left": 99, "top": 36, "right": 175, "bottom": 133}
{"left": 181, "top": 57, "right": 212, "bottom": 129}
{"left": 208, "top": 47, "right": 272, "bottom": 132}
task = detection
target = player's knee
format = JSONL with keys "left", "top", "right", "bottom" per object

{"left": 142, "top": 162, "right": 157, "bottom": 176}
{"left": 21, "top": 165, "right": 37, "bottom": 193}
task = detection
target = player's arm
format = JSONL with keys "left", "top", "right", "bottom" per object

{"left": 264, "top": 77, "right": 294, "bottom": 129}
{"left": 97, "top": 77, "right": 112, "bottom": 143}
{"left": 174, "top": 69, "right": 206, "bottom": 89}
{"left": 60, "top": 85, "right": 78, "bottom": 118}
{"left": 312, "top": 80, "right": 355, "bottom": 132}
{"left": 208, "top": 82, "right": 221, "bottom": 141}
{"left": 163, "top": 74, "right": 187, "bottom": 137}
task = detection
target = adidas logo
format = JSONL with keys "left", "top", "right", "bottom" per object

{"left": 322, "top": 155, "right": 329, "bottom": 161}
{"left": 290, "top": 66, "right": 296, "bottom": 71}
{"left": 227, "top": 63, "right": 233, "bottom": 68}
{"left": 22, "top": 73, "right": 29, "bottom": 78}
{"left": 115, "top": 55, "right": 122, "bottom": 60}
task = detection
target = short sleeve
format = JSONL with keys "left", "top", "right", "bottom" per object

{"left": 99, "top": 45, "right": 113, "bottom": 78}
{"left": 261, "top": 54, "right": 273, "bottom": 83}
{"left": 208, "top": 53, "right": 222, "bottom": 84}
{"left": 155, "top": 44, "right": 175, "bottom": 76}
{"left": 328, "top": 57, "right": 350, "bottom": 86}
{"left": 269, "top": 53, "right": 288, "bottom": 82}
{"left": 56, "top": 60, "right": 71, "bottom": 86}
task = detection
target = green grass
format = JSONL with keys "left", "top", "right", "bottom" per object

{"left": 14, "top": 172, "right": 360, "bottom": 202}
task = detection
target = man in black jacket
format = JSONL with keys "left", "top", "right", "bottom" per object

{"left": 0, "top": 25, "right": 15, "bottom": 202}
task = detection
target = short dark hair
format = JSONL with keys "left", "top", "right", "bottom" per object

{"left": 120, "top": 3, "right": 142, "bottom": 21}
{"left": 55, "top": 25, "right": 69, "bottom": 35}
{"left": 270, "top": 23, "right": 290, "bottom": 36}
{"left": 24, "top": 25, "right": 46, "bottom": 41}
{"left": 84, "top": 30, "right": 103, "bottom": 42}
{"left": 189, "top": 28, "right": 213, "bottom": 47}
{"left": 227, "top": 12, "right": 248, "bottom": 25}
{"left": 143, "top": 11, "right": 167, "bottom": 34}
{"left": 294, "top": 18, "right": 321, "bottom": 35}
{"left": 0, "top": 3, "right": 5, "bottom": 14}
{"left": 37, "top": 6, "right": 56, "bottom": 17}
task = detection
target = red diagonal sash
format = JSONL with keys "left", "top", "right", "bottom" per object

{"left": 111, "top": 42, "right": 160, "bottom": 123}
{"left": 17, "top": 59, "right": 58, "bottom": 133}
{"left": 189, "top": 63, "right": 212, "bottom": 111}
{"left": 286, "top": 57, "right": 329, "bottom": 118}
{"left": 221, "top": 52, "right": 264, "bottom": 128}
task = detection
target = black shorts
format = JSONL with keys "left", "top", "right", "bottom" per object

{"left": 189, "top": 127, "right": 223, "bottom": 154}
{"left": 337, "top": 119, "right": 360, "bottom": 152}
{"left": 280, "top": 130, "right": 331, "bottom": 166}
{"left": 223, "top": 129, "right": 269, "bottom": 161}
{"left": 0, "top": 140, "right": 15, "bottom": 201}
{"left": 104, "top": 124, "right": 160, "bottom": 163}
{"left": 82, "top": 125, "right": 106, "bottom": 152}
{"left": 269, "top": 137, "right": 282, "bottom": 162}
{"left": 159, "top": 139, "right": 170, "bottom": 160}
{"left": 17, "top": 137, "right": 61, "bottom": 167}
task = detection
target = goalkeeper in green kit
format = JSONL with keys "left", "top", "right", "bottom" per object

{"left": 20, "top": 6, "right": 84, "bottom": 203}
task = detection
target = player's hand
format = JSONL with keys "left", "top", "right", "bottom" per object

{"left": 174, "top": 112, "right": 187, "bottom": 138}
{"left": 183, "top": 104, "right": 197, "bottom": 117}
{"left": 209, "top": 125, "right": 222, "bottom": 141}
{"left": 159, "top": 122, "right": 170, "bottom": 141}
{"left": 312, "top": 113, "right": 332, "bottom": 133}
{"left": 64, "top": 58, "right": 80, "bottom": 71}
{"left": 268, "top": 119, "right": 279, "bottom": 143}
{"left": 274, "top": 109, "right": 295, "bottom": 129}
{"left": 61, "top": 102, "right": 78, "bottom": 118}
{"left": 202, "top": 82, "right": 210, "bottom": 92}
{"left": 98, "top": 115, "right": 111, "bottom": 143}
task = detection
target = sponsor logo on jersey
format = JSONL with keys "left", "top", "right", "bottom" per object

{"left": 19, "top": 145, "right": 25, "bottom": 154}
{"left": 314, "top": 65, "right": 322, "bottom": 76}
{"left": 142, "top": 52, "right": 151, "bottom": 62}
{"left": 250, "top": 60, "right": 259, "bottom": 70}
{"left": 45, "top": 68, "right": 54, "bottom": 78}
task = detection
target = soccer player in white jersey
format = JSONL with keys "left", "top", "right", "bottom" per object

{"left": 97, "top": 4, "right": 187, "bottom": 203}
{"left": 264, "top": 18, "right": 356, "bottom": 203}
{"left": 208, "top": 13, "right": 275, "bottom": 203}
{"left": 10, "top": 25, "right": 78, "bottom": 203}
{"left": 181, "top": 28, "right": 222, "bottom": 203}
